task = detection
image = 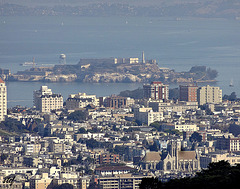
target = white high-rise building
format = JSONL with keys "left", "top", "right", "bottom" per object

{"left": 0, "top": 78, "right": 7, "bottom": 121}
{"left": 33, "top": 86, "right": 63, "bottom": 113}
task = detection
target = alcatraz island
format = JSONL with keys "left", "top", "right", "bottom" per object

{"left": 1, "top": 53, "right": 218, "bottom": 83}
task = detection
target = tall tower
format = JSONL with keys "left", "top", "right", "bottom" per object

{"left": 59, "top": 54, "right": 66, "bottom": 65}
{"left": 0, "top": 78, "right": 7, "bottom": 121}
{"left": 142, "top": 51, "right": 145, "bottom": 64}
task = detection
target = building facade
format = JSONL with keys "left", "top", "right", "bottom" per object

{"left": 143, "top": 81, "right": 169, "bottom": 100}
{"left": 33, "top": 86, "right": 63, "bottom": 113}
{"left": 197, "top": 85, "right": 222, "bottom": 105}
{"left": 66, "top": 93, "right": 99, "bottom": 110}
{"left": 179, "top": 84, "right": 198, "bottom": 102}
{"left": 133, "top": 107, "right": 164, "bottom": 126}
{"left": 104, "top": 96, "right": 135, "bottom": 109}
{"left": 0, "top": 78, "right": 7, "bottom": 121}
{"left": 97, "top": 174, "right": 148, "bottom": 189}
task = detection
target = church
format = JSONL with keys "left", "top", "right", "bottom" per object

{"left": 139, "top": 140, "right": 200, "bottom": 174}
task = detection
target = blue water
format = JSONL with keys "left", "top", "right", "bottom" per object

{"left": 0, "top": 16, "right": 240, "bottom": 107}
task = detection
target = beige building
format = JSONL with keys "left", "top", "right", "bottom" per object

{"left": 23, "top": 143, "right": 41, "bottom": 155}
{"left": 30, "top": 173, "right": 52, "bottom": 189}
{"left": 149, "top": 101, "right": 198, "bottom": 113}
{"left": 66, "top": 92, "right": 99, "bottom": 110}
{"left": 97, "top": 174, "right": 148, "bottom": 189}
{"left": 197, "top": 85, "right": 222, "bottom": 105}
{"left": 162, "top": 123, "right": 199, "bottom": 132}
{"left": 0, "top": 78, "right": 7, "bottom": 121}
{"left": 200, "top": 152, "right": 240, "bottom": 168}
{"left": 33, "top": 86, "right": 63, "bottom": 112}
{"left": 79, "top": 176, "right": 91, "bottom": 189}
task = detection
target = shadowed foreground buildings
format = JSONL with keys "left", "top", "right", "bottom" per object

{"left": 0, "top": 79, "right": 238, "bottom": 189}
{"left": 139, "top": 161, "right": 240, "bottom": 189}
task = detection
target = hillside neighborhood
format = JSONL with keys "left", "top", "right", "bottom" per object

{"left": 0, "top": 79, "right": 240, "bottom": 188}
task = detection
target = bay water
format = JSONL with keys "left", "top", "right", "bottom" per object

{"left": 0, "top": 16, "right": 240, "bottom": 107}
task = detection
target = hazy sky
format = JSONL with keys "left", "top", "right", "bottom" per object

{"left": 2, "top": 0, "right": 215, "bottom": 7}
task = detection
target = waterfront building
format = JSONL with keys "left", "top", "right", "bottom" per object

{"left": 179, "top": 84, "right": 198, "bottom": 102}
{"left": 0, "top": 78, "right": 7, "bottom": 122}
{"left": 66, "top": 92, "right": 99, "bottom": 110}
{"left": 197, "top": 85, "right": 222, "bottom": 105}
{"left": 33, "top": 86, "right": 63, "bottom": 113}
{"left": 143, "top": 81, "right": 169, "bottom": 100}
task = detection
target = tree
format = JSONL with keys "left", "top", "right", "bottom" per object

{"left": 149, "top": 141, "right": 159, "bottom": 152}
{"left": 52, "top": 183, "right": 73, "bottom": 189}
{"left": 206, "top": 67, "right": 218, "bottom": 79}
{"left": 139, "top": 177, "right": 162, "bottom": 189}
{"left": 85, "top": 138, "right": 100, "bottom": 149}
{"left": 121, "top": 136, "right": 129, "bottom": 141}
{"left": 0, "top": 153, "right": 8, "bottom": 163}
{"left": 189, "top": 132, "right": 202, "bottom": 143}
{"left": 150, "top": 121, "right": 162, "bottom": 131}
{"left": 169, "top": 88, "right": 179, "bottom": 100}
{"left": 78, "top": 127, "right": 87, "bottom": 133}
{"left": 67, "top": 110, "right": 87, "bottom": 122}
{"left": 139, "top": 161, "right": 240, "bottom": 189}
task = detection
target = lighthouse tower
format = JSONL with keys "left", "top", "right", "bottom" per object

{"left": 142, "top": 51, "right": 145, "bottom": 64}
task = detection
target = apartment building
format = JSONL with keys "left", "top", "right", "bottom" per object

{"left": 104, "top": 95, "right": 135, "bottom": 109}
{"left": 197, "top": 85, "right": 222, "bottom": 105}
{"left": 33, "top": 86, "right": 63, "bottom": 112}
{"left": 97, "top": 174, "right": 148, "bottom": 189}
{"left": 179, "top": 84, "right": 198, "bottom": 102}
{"left": 143, "top": 81, "right": 169, "bottom": 100}
{"left": 66, "top": 92, "right": 99, "bottom": 110}
{"left": 133, "top": 107, "right": 164, "bottom": 126}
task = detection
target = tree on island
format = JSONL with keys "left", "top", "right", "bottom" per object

{"left": 223, "top": 92, "right": 238, "bottom": 101}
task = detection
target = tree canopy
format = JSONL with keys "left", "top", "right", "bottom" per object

{"left": 52, "top": 183, "right": 73, "bottom": 189}
{"left": 139, "top": 161, "right": 240, "bottom": 189}
{"left": 67, "top": 110, "right": 87, "bottom": 122}
{"left": 189, "top": 132, "right": 202, "bottom": 143}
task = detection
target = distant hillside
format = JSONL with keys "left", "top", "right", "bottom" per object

{"left": 1, "top": 0, "right": 240, "bottom": 18}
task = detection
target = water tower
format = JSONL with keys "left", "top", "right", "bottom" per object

{"left": 59, "top": 54, "right": 66, "bottom": 65}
